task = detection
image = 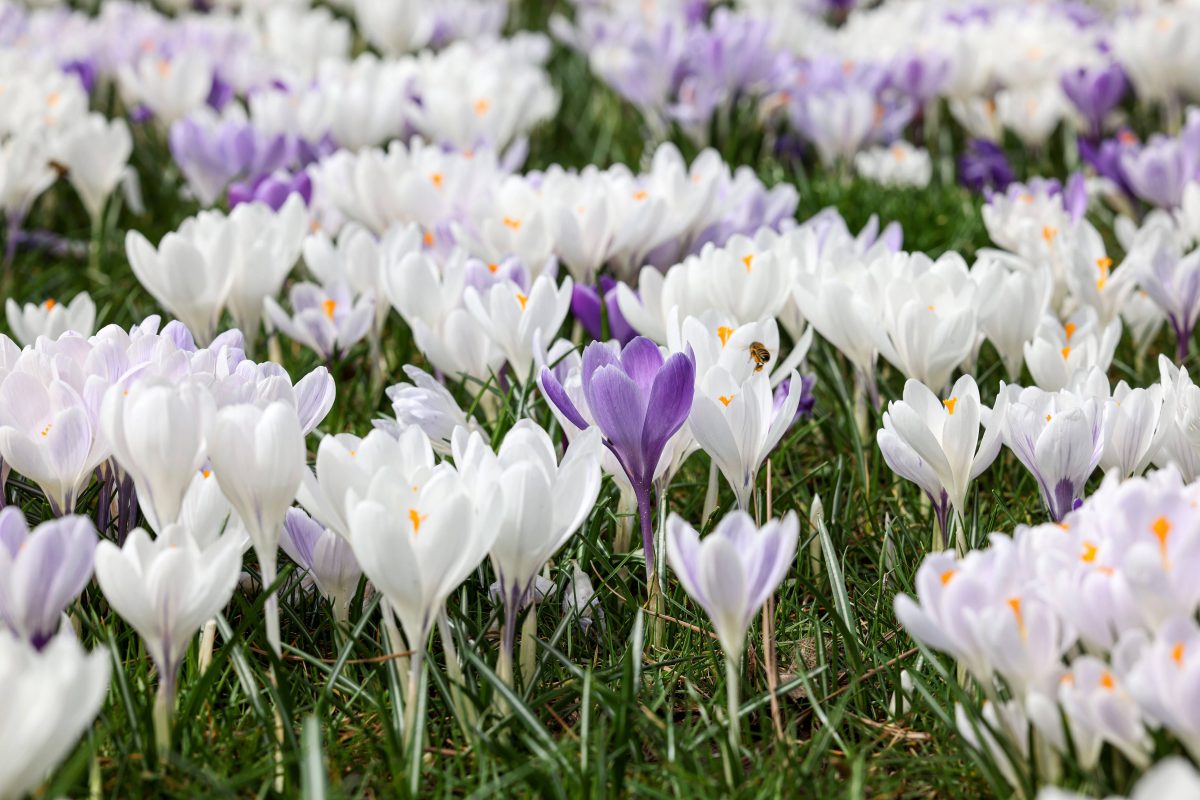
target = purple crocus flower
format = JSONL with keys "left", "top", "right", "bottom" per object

{"left": 1078, "top": 132, "right": 1138, "bottom": 198}
{"left": 228, "top": 169, "right": 312, "bottom": 211}
{"left": 61, "top": 58, "right": 97, "bottom": 94}
{"left": 206, "top": 71, "right": 235, "bottom": 112}
{"left": 774, "top": 373, "right": 816, "bottom": 424}
{"left": 1060, "top": 63, "right": 1127, "bottom": 139}
{"left": 890, "top": 51, "right": 951, "bottom": 107}
{"left": 1120, "top": 136, "right": 1198, "bottom": 209}
{"left": 0, "top": 510, "right": 97, "bottom": 650}
{"left": 540, "top": 337, "right": 694, "bottom": 575}
{"left": 958, "top": 139, "right": 1015, "bottom": 194}
{"left": 571, "top": 276, "right": 635, "bottom": 345}
{"left": 169, "top": 116, "right": 296, "bottom": 207}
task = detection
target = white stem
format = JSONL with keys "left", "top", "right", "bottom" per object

{"left": 725, "top": 652, "right": 741, "bottom": 754}
{"left": 198, "top": 619, "right": 217, "bottom": 675}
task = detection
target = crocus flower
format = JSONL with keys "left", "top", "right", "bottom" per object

{"left": 959, "top": 139, "right": 1014, "bottom": 194}
{"left": 464, "top": 274, "right": 573, "bottom": 385}
{"left": 1120, "top": 136, "right": 1197, "bottom": 209}
{"left": 263, "top": 281, "right": 374, "bottom": 361}
{"left": 208, "top": 402, "right": 305, "bottom": 657}
{"left": 666, "top": 510, "right": 798, "bottom": 748}
{"left": 378, "top": 365, "right": 479, "bottom": 455}
{"left": 996, "top": 383, "right": 1105, "bottom": 521}
{"left": 0, "top": 510, "right": 96, "bottom": 650}
{"left": 571, "top": 277, "right": 635, "bottom": 345}
{"left": 1098, "top": 382, "right": 1163, "bottom": 480}
{"left": 95, "top": 524, "right": 241, "bottom": 752}
{"left": 539, "top": 337, "right": 695, "bottom": 575}
{"left": 1131, "top": 233, "right": 1200, "bottom": 361}
{"left": 1061, "top": 63, "right": 1127, "bottom": 140}
{"left": 877, "top": 376, "right": 1002, "bottom": 547}
{"left": 228, "top": 170, "right": 313, "bottom": 212}
{"left": 101, "top": 378, "right": 215, "bottom": 533}
{"left": 4, "top": 293, "right": 95, "bottom": 346}
{"left": 453, "top": 422, "right": 601, "bottom": 682}
{"left": 689, "top": 368, "right": 803, "bottom": 511}
{"left": 281, "top": 508, "right": 362, "bottom": 624}
{"left": 1024, "top": 312, "right": 1121, "bottom": 392}
{"left": 0, "top": 630, "right": 110, "bottom": 800}
{"left": 169, "top": 115, "right": 295, "bottom": 207}
{"left": 971, "top": 255, "right": 1051, "bottom": 380}
{"left": 55, "top": 113, "right": 133, "bottom": 222}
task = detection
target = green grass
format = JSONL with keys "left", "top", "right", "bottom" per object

{"left": 7, "top": 6, "right": 1186, "bottom": 799}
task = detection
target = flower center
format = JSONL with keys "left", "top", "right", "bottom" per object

{"left": 1152, "top": 515, "right": 1171, "bottom": 561}
{"left": 322, "top": 299, "right": 337, "bottom": 319}
{"left": 408, "top": 508, "right": 428, "bottom": 535}
{"left": 719, "top": 394, "right": 734, "bottom": 407}
{"left": 943, "top": 397, "right": 957, "bottom": 415}
{"left": 516, "top": 293, "right": 528, "bottom": 311}
{"left": 39, "top": 423, "right": 51, "bottom": 437}
{"left": 741, "top": 254, "right": 753, "bottom": 272}
{"left": 473, "top": 98, "right": 490, "bottom": 115}
{"left": 430, "top": 172, "right": 443, "bottom": 189}
{"left": 717, "top": 326, "right": 733, "bottom": 347}
{"left": 502, "top": 216, "right": 522, "bottom": 231}
{"left": 939, "top": 569, "right": 956, "bottom": 586}
{"left": 1042, "top": 225, "right": 1057, "bottom": 242}
{"left": 43, "top": 298, "right": 56, "bottom": 310}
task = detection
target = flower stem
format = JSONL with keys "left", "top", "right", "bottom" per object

{"left": 725, "top": 652, "right": 742, "bottom": 755}
{"left": 153, "top": 674, "right": 174, "bottom": 761}
{"left": 634, "top": 483, "right": 655, "bottom": 582}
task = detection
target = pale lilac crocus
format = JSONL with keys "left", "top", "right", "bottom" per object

{"left": 281, "top": 508, "right": 362, "bottom": 625}
{"left": 263, "top": 281, "right": 375, "bottom": 361}
{"left": 0, "top": 510, "right": 96, "bottom": 650}
{"left": 169, "top": 115, "right": 295, "bottom": 207}
{"left": 666, "top": 510, "right": 798, "bottom": 749}
{"left": 1120, "top": 136, "right": 1197, "bottom": 209}
{"left": 1133, "top": 235, "right": 1200, "bottom": 362}
{"left": 540, "top": 337, "right": 694, "bottom": 576}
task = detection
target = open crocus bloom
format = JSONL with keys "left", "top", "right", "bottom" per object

{"left": 540, "top": 336, "right": 694, "bottom": 574}
{"left": 264, "top": 280, "right": 375, "bottom": 361}
{"left": 665, "top": 510, "right": 798, "bottom": 661}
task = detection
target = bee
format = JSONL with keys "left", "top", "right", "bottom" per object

{"left": 748, "top": 341, "right": 771, "bottom": 373}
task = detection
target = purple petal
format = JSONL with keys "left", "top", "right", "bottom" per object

{"left": 639, "top": 352, "right": 695, "bottom": 482}
{"left": 620, "top": 337, "right": 665, "bottom": 397}
{"left": 539, "top": 367, "right": 590, "bottom": 431}
{"left": 589, "top": 366, "right": 649, "bottom": 480}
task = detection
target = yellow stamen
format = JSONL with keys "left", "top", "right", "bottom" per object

{"left": 516, "top": 293, "right": 528, "bottom": 311}
{"left": 46, "top": 92, "right": 60, "bottom": 108}
{"left": 44, "top": 298, "right": 56, "bottom": 310}
{"left": 719, "top": 395, "right": 734, "bottom": 407}
{"left": 39, "top": 423, "right": 51, "bottom": 437}
{"left": 423, "top": 230, "right": 435, "bottom": 247}
{"left": 430, "top": 172, "right": 444, "bottom": 189}
{"left": 473, "top": 98, "right": 490, "bottom": 115}
{"left": 322, "top": 299, "right": 337, "bottom": 319}
{"left": 1099, "top": 671, "right": 1115, "bottom": 690}
{"left": 943, "top": 397, "right": 957, "bottom": 415}
{"left": 1152, "top": 515, "right": 1171, "bottom": 560}
{"left": 1096, "top": 256, "right": 1113, "bottom": 271}
{"left": 502, "top": 216, "right": 522, "bottom": 231}
{"left": 1008, "top": 597, "right": 1027, "bottom": 639}
{"left": 487, "top": 263, "right": 499, "bottom": 273}
{"left": 1064, "top": 322, "right": 1076, "bottom": 340}
{"left": 1173, "top": 642, "right": 1185, "bottom": 666}
{"left": 717, "top": 326, "right": 733, "bottom": 347}
{"left": 940, "top": 569, "right": 957, "bottom": 586}
{"left": 1046, "top": 414, "right": 1052, "bottom": 422}
{"left": 1061, "top": 346, "right": 1071, "bottom": 360}
{"left": 1042, "top": 225, "right": 1058, "bottom": 242}
{"left": 741, "top": 254, "right": 753, "bottom": 272}
{"left": 408, "top": 508, "right": 428, "bottom": 535}
{"left": 633, "top": 190, "right": 647, "bottom": 201}
{"left": 890, "top": 143, "right": 907, "bottom": 161}
{"left": 1081, "top": 541, "right": 1098, "bottom": 563}
{"left": 156, "top": 58, "right": 171, "bottom": 77}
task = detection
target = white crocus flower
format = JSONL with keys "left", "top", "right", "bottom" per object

{"left": 853, "top": 142, "right": 932, "bottom": 188}
{"left": 1098, "top": 381, "right": 1164, "bottom": 480}
{"left": 101, "top": 378, "right": 216, "bottom": 534}
{"left": 876, "top": 376, "right": 1002, "bottom": 547}
{"left": 1024, "top": 311, "right": 1121, "bottom": 392}
{"left": 874, "top": 252, "right": 978, "bottom": 393}
{"left": 792, "top": 260, "right": 882, "bottom": 397}
{"left": 996, "top": 383, "right": 1105, "bottom": 522}
{"left": 453, "top": 422, "right": 601, "bottom": 680}
{"left": 5, "top": 293, "right": 95, "bottom": 346}
{"left": 0, "top": 631, "right": 110, "bottom": 800}
{"left": 464, "top": 274, "right": 573, "bottom": 384}
{"left": 94, "top": 523, "right": 241, "bottom": 700}
{"left": 207, "top": 402, "right": 305, "bottom": 656}
{"left": 224, "top": 196, "right": 309, "bottom": 351}
{"left": 348, "top": 448, "right": 500, "bottom": 658}
{"left": 1153, "top": 356, "right": 1200, "bottom": 481}
{"left": 117, "top": 50, "right": 214, "bottom": 127}
{"left": 381, "top": 365, "right": 478, "bottom": 455}
{"left": 54, "top": 113, "right": 132, "bottom": 222}
{"left": 298, "top": 426, "right": 436, "bottom": 540}
{"left": 125, "top": 214, "right": 235, "bottom": 346}
{"left": 970, "top": 253, "right": 1050, "bottom": 380}
{"left": 689, "top": 367, "right": 802, "bottom": 511}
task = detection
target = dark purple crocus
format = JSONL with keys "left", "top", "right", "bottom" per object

{"left": 1061, "top": 63, "right": 1127, "bottom": 140}
{"left": 774, "top": 373, "right": 816, "bottom": 425}
{"left": 540, "top": 337, "right": 694, "bottom": 577}
{"left": 571, "top": 276, "right": 635, "bottom": 345}
{"left": 0, "top": 509, "right": 97, "bottom": 650}
{"left": 228, "top": 169, "right": 312, "bottom": 211}
{"left": 958, "top": 139, "right": 1015, "bottom": 194}
{"left": 61, "top": 58, "right": 97, "bottom": 94}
